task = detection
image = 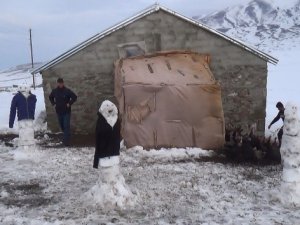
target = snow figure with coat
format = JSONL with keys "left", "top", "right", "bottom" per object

{"left": 9, "top": 85, "right": 37, "bottom": 150}
{"left": 279, "top": 102, "right": 300, "bottom": 205}
{"left": 86, "top": 100, "right": 135, "bottom": 209}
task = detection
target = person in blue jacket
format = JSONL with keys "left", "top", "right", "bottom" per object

{"left": 9, "top": 85, "right": 37, "bottom": 148}
{"left": 49, "top": 78, "right": 77, "bottom": 146}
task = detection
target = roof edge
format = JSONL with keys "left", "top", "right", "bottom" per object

{"left": 32, "top": 4, "right": 278, "bottom": 74}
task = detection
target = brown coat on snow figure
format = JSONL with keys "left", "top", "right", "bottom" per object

{"left": 93, "top": 100, "right": 121, "bottom": 169}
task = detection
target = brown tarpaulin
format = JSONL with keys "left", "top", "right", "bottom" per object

{"left": 114, "top": 51, "right": 225, "bottom": 150}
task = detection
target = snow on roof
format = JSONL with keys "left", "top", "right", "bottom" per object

{"left": 32, "top": 3, "right": 278, "bottom": 75}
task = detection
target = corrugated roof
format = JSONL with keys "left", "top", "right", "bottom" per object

{"left": 32, "top": 3, "right": 278, "bottom": 74}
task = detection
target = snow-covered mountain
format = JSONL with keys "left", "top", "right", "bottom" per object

{"left": 196, "top": 0, "right": 300, "bottom": 51}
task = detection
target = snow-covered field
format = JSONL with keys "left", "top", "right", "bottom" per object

{"left": 1, "top": 143, "right": 300, "bottom": 225}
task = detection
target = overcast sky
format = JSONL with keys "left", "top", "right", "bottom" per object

{"left": 0, "top": 0, "right": 249, "bottom": 70}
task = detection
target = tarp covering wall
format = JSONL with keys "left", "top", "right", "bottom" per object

{"left": 115, "top": 51, "right": 225, "bottom": 150}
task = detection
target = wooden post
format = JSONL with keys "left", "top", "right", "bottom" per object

{"left": 29, "top": 28, "right": 36, "bottom": 89}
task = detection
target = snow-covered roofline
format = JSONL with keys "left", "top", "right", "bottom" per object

{"left": 32, "top": 3, "right": 278, "bottom": 74}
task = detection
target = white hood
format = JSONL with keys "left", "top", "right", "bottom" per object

{"left": 18, "top": 85, "right": 31, "bottom": 98}
{"left": 99, "top": 100, "right": 118, "bottom": 128}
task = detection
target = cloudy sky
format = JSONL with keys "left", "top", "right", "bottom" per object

{"left": 0, "top": 0, "right": 248, "bottom": 70}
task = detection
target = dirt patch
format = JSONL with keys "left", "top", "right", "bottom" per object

{"left": 0, "top": 132, "right": 95, "bottom": 148}
{"left": 39, "top": 133, "right": 95, "bottom": 148}
{"left": 0, "top": 133, "right": 18, "bottom": 147}
{"left": 0, "top": 134, "right": 18, "bottom": 141}
{"left": 195, "top": 155, "right": 281, "bottom": 166}
{"left": 66, "top": 134, "right": 95, "bottom": 147}
{"left": 0, "top": 180, "right": 54, "bottom": 208}
{"left": 241, "top": 170, "right": 264, "bottom": 181}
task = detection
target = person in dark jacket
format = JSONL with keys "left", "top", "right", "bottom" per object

{"left": 268, "top": 101, "right": 285, "bottom": 147}
{"left": 93, "top": 100, "right": 121, "bottom": 169}
{"left": 9, "top": 85, "right": 37, "bottom": 148}
{"left": 49, "top": 78, "right": 77, "bottom": 146}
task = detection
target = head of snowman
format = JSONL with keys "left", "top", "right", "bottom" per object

{"left": 99, "top": 100, "right": 118, "bottom": 127}
{"left": 18, "top": 85, "right": 31, "bottom": 98}
{"left": 284, "top": 102, "right": 298, "bottom": 121}
{"left": 283, "top": 102, "right": 300, "bottom": 137}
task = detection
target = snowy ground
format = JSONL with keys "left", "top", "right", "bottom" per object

{"left": 1, "top": 142, "right": 300, "bottom": 225}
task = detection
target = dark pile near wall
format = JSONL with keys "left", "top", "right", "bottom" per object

{"left": 223, "top": 126, "right": 281, "bottom": 163}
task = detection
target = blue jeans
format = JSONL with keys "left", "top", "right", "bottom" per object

{"left": 57, "top": 113, "right": 71, "bottom": 145}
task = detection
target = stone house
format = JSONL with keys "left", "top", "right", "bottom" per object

{"left": 32, "top": 4, "right": 278, "bottom": 135}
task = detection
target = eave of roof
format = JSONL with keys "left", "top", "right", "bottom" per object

{"left": 32, "top": 3, "right": 278, "bottom": 74}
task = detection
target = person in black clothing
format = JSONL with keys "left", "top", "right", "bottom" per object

{"left": 93, "top": 100, "right": 120, "bottom": 169}
{"left": 49, "top": 78, "right": 77, "bottom": 146}
{"left": 268, "top": 101, "right": 285, "bottom": 147}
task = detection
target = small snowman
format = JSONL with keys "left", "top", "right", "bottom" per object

{"left": 87, "top": 100, "right": 136, "bottom": 208}
{"left": 9, "top": 85, "right": 37, "bottom": 150}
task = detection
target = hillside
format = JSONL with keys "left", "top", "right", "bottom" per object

{"left": 0, "top": 63, "right": 43, "bottom": 90}
{"left": 197, "top": 0, "right": 300, "bottom": 51}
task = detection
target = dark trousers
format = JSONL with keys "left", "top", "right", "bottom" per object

{"left": 57, "top": 113, "right": 71, "bottom": 145}
{"left": 278, "top": 127, "right": 283, "bottom": 147}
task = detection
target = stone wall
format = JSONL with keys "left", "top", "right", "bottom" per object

{"left": 42, "top": 10, "right": 268, "bottom": 135}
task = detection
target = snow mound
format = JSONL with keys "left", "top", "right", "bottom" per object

{"left": 124, "top": 146, "right": 215, "bottom": 164}
{"left": 12, "top": 146, "right": 42, "bottom": 161}
{"left": 85, "top": 165, "right": 137, "bottom": 209}
{"left": 34, "top": 110, "right": 47, "bottom": 132}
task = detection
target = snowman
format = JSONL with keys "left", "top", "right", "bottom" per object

{"left": 9, "top": 85, "right": 37, "bottom": 150}
{"left": 87, "top": 100, "right": 135, "bottom": 208}
{"left": 280, "top": 102, "right": 300, "bottom": 205}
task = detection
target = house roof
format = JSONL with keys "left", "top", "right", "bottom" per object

{"left": 32, "top": 3, "right": 278, "bottom": 74}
